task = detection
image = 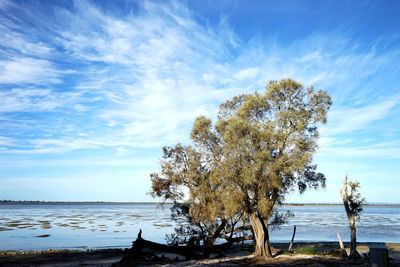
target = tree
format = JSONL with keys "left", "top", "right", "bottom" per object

{"left": 194, "top": 79, "right": 331, "bottom": 257}
{"left": 340, "top": 175, "right": 365, "bottom": 260}
{"left": 152, "top": 78, "right": 331, "bottom": 258}
{"left": 150, "top": 144, "right": 243, "bottom": 256}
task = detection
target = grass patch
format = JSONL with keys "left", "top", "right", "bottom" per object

{"left": 289, "top": 245, "right": 343, "bottom": 256}
{"left": 294, "top": 245, "right": 321, "bottom": 255}
{"left": 279, "top": 250, "right": 294, "bottom": 255}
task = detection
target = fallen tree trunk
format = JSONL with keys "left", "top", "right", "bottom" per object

{"left": 118, "top": 229, "right": 254, "bottom": 266}
{"left": 219, "top": 234, "right": 253, "bottom": 242}
{"left": 119, "top": 230, "right": 202, "bottom": 265}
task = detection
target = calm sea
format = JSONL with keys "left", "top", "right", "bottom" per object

{"left": 0, "top": 203, "right": 399, "bottom": 251}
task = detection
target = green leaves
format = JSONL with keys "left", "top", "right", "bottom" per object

{"left": 341, "top": 175, "right": 365, "bottom": 222}
{"left": 150, "top": 78, "right": 331, "bottom": 250}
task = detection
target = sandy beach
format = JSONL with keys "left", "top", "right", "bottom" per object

{"left": 1, "top": 242, "right": 399, "bottom": 267}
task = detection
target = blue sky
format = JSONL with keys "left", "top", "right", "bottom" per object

{"left": 1, "top": 0, "right": 399, "bottom": 203}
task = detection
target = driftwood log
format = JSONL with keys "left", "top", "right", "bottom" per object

{"left": 119, "top": 230, "right": 202, "bottom": 264}
{"left": 117, "top": 229, "right": 254, "bottom": 266}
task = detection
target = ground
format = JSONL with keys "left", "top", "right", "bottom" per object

{"left": 0, "top": 242, "right": 399, "bottom": 267}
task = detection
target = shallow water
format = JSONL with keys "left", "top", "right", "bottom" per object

{"left": 0, "top": 203, "right": 399, "bottom": 251}
{"left": 274, "top": 205, "right": 400, "bottom": 244}
{"left": 0, "top": 203, "right": 174, "bottom": 251}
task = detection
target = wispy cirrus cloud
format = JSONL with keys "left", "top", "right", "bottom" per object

{"left": 0, "top": 58, "right": 60, "bottom": 84}
{"left": 0, "top": 4, "right": 398, "bottom": 156}
{"left": 321, "top": 96, "right": 400, "bottom": 136}
{"left": 0, "top": 0, "right": 399, "bottom": 164}
{"left": 0, "top": 0, "right": 399, "bottom": 202}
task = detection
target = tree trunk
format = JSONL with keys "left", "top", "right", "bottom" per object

{"left": 248, "top": 213, "right": 272, "bottom": 258}
{"left": 349, "top": 219, "right": 358, "bottom": 259}
{"left": 341, "top": 176, "right": 360, "bottom": 260}
{"left": 203, "top": 219, "right": 227, "bottom": 257}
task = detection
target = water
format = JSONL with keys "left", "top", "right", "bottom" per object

{"left": 0, "top": 203, "right": 174, "bottom": 251}
{"left": 274, "top": 205, "right": 400, "bottom": 244}
{"left": 0, "top": 203, "right": 399, "bottom": 251}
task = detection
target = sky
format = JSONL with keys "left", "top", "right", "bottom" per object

{"left": 0, "top": 0, "right": 399, "bottom": 203}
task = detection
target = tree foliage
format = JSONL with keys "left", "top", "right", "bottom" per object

{"left": 340, "top": 175, "right": 365, "bottom": 259}
{"left": 150, "top": 144, "right": 241, "bottom": 255}
{"left": 340, "top": 176, "right": 365, "bottom": 221}
{"left": 151, "top": 78, "right": 331, "bottom": 257}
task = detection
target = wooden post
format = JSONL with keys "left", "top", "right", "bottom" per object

{"left": 288, "top": 225, "right": 296, "bottom": 252}
{"left": 337, "top": 233, "right": 345, "bottom": 250}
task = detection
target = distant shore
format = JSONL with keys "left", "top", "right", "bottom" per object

{"left": 1, "top": 200, "right": 400, "bottom": 207}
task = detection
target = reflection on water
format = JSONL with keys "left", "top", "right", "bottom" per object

{"left": 0, "top": 203, "right": 399, "bottom": 251}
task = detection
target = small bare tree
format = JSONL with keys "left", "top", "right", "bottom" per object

{"left": 340, "top": 175, "right": 365, "bottom": 260}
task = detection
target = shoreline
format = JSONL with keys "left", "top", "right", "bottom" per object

{"left": 2, "top": 241, "right": 399, "bottom": 253}
{"left": 1, "top": 242, "right": 399, "bottom": 267}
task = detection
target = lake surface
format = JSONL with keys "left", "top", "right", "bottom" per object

{"left": 0, "top": 203, "right": 399, "bottom": 251}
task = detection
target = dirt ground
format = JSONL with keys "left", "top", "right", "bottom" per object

{"left": 0, "top": 249, "right": 125, "bottom": 267}
{"left": 0, "top": 242, "right": 399, "bottom": 267}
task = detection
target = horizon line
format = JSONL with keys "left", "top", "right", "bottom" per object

{"left": 1, "top": 200, "right": 399, "bottom": 207}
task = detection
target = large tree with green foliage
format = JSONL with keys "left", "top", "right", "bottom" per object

{"left": 152, "top": 78, "right": 331, "bottom": 258}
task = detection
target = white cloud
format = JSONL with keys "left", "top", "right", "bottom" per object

{"left": 0, "top": 136, "right": 17, "bottom": 147}
{"left": 0, "top": 24, "right": 52, "bottom": 57}
{"left": 0, "top": 88, "right": 85, "bottom": 112}
{"left": 0, "top": 58, "right": 60, "bottom": 84}
{"left": 297, "top": 51, "right": 323, "bottom": 63}
{"left": 321, "top": 96, "right": 400, "bottom": 136}
{"left": 1, "top": 0, "right": 400, "bottom": 159}
{"left": 319, "top": 141, "right": 400, "bottom": 159}
{"left": 0, "top": 0, "right": 399, "bottom": 204}
{"left": 234, "top": 67, "right": 260, "bottom": 81}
